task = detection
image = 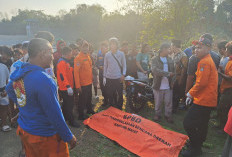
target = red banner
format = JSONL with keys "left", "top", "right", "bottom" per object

{"left": 84, "top": 107, "right": 188, "bottom": 157}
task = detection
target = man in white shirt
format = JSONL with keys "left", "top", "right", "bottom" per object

{"left": 0, "top": 63, "right": 11, "bottom": 131}
{"left": 151, "top": 43, "right": 175, "bottom": 123}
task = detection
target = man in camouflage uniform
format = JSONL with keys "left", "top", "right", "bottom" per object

{"left": 171, "top": 39, "right": 188, "bottom": 113}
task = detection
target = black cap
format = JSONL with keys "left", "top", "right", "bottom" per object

{"left": 192, "top": 33, "right": 213, "bottom": 47}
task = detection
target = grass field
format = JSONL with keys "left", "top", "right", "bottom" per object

{"left": 69, "top": 96, "right": 227, "bottom": 157}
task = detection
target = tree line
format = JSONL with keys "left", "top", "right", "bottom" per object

{"left": 0, "top": 0, "right": 231, "bottom": 49}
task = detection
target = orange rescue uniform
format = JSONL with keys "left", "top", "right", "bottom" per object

{"left": 56, "top": 58, "right": 74, "bottom": 91}
{"left": 220, "top": 59, "right": 232, "bottom": 93}
{"left": 17, "top": 126, "right": 69, "bottom": 157}
{"left": 74, "top": 52, "right": 93, "bottom": 89}
{"left": 189, "top": 54, "right": 218, "bottom": 107}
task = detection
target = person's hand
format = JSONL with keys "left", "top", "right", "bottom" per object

{"left": 67, "top": 87, "right": 73, "bottom": 96}
{"left": 77, "top": 88, "right": 82, "bottom": 94}
{"left": 186, "top": 92, "right": 193, "bottom": 106}
{"left": 68, "top": 135, "right": 77, "bottom": 150}
{"left": 120, "top": 75, "right": 125, "bottom": 83}
{"left": 103, "top": 78, "right": 106, "bottom": 86}
{"left": 0, "top": 90, "right": 7, "bottom": 97}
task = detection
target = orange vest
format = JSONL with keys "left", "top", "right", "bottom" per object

{"left": 56, "top": 58, "right": 74, "bottom": 91}
{"left": 74, "top": 52, "right": 92, "bottom": 89}
{"left": 189, "top": 54, "right": 218, "bottom": 107}
{"left": 220, "top": 60, "right": 232, "bottom": 93}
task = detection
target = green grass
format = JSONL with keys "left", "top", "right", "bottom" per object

{"left": 69, "top": 97, "right": 226, "bottom": 157}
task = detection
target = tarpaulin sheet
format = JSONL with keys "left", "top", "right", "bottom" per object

{"left": 84, "top": 107, "right": 188, "bottom": 157}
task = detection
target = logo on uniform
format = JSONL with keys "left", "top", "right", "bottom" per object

{"left": 13, "top": 79, "right": 26, "bottom": 107}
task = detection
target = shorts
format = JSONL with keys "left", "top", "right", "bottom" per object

{"left": 0, "top": 94, "right": 9, "bottom": 106}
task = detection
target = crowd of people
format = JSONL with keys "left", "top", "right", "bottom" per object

{"left": 0, "top": 31, "right": 232, "bottom": 157}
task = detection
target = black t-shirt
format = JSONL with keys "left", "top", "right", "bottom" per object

{"left": 187, "top": 51, "right": 220, "bottom": 75}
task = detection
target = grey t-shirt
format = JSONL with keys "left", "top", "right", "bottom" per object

{"left": 104, "top": 51, "right": 127, "bottom": 79}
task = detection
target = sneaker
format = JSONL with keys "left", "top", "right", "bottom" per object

{"left": 2, "top": 125, "right": 12, "bottom": 132}
{"left": 95, "top": 95, "right": 99, "bottom": 100}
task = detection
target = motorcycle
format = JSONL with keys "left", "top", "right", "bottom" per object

{"left": 125, "top": 76, "right": 154, "bottom": 112}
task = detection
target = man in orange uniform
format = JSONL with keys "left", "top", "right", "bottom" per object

{"left": 74, "top": 40, "right": 95, "bottom": 120}
{"left": 182, "top": 34, "right": 218, "bottom": 157}
{"left": 218, "top": 41, "right": 232, "bottom": 131}
{"left": 57, "top": 47, "right": 79, "bottom": 128}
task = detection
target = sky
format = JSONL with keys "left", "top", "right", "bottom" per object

{"left": 0, "top": 0, "right": 123, "bottom": 18}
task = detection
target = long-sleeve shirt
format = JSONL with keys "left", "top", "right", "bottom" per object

{"left": 96, "top": 50, "right": 105, "bottom": 74}
{"left": 6, "top": 63, "right": 73, "bottom": 142}
{"left": 74, "top": 52, "right": 93, "bottom": 89}
{"left": 104, "top": 50, "right": 126, "bottom": 79}
{"left": 189, "top": 54, "right": 218, "bottom": 107}
{"left": 56, "top": 58, "right": 74, "bottom": 91}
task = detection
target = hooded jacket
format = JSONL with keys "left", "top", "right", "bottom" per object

{"left": 6, "top": 63, "right": 73, "bottom": 142}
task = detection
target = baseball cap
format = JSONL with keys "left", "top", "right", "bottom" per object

{"left": 192, "top": 33, "right": 213, "bottom": 47}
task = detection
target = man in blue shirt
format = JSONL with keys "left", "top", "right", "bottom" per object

{"left": 96, "top": 41, "right": 109, "bottom": 106}
{"left": 6, "top": 38, "right": 76, "bottom": 157}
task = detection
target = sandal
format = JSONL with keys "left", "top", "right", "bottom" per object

{"left": 2, "top": 125, "right": 12, "bottom": 132}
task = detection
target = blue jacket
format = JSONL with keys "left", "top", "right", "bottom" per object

{"left": 183, "top": 47, "right": 193, "bottom": 59}
{"left": 6, "top": 63, "right": 73, "bottom": 142}
{"left": 96, "top": 50, "right": 105, "bottom": 73}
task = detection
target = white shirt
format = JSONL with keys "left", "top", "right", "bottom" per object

{"left": 159, "top": 57, "right": 170, "bottom": 90}
{"left": 0, "top": 63, "right": 9, "bottom": 89}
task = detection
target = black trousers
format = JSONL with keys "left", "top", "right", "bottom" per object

{"left": 218, "top": 88, "right": 232, "bottom": 129}
{"left": 99, "top": 72, "right": 108, "bottom": 105}
{"left": 106, "top": 78, "right": 123, "bottom": 109}
{"left": 183, "top": 104, "right": 212, "bottom": 149}
{"left": 60, "top": 90, "right": 74, "bottom": 123}
{"left": 78, "top": 84, "right": 93, "bottom": 117}
{"left": 172, "top": 81, "right": 185, "bottom": 112}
